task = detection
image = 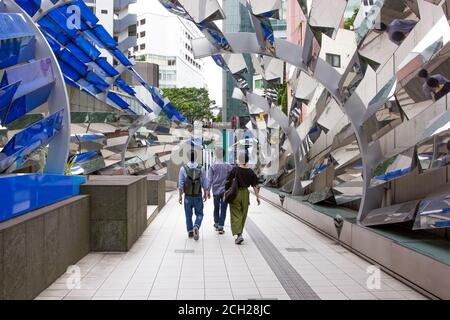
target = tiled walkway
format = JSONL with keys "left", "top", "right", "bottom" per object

{"left": 37, "top": 192, "right": 428, "bottom": 300}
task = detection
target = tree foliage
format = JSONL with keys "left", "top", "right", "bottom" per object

{"left": 278, "top": 83, "right": 288, "bottom": 115}
{"left": 162, "top": 87, "right": 216, "bottom": 124}
{"left": 344, "top": 8, "right": 359, "bottom": 30}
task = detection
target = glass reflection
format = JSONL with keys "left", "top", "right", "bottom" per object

{"left": 413, "top": 193, "right": 450, "bottom": 230}
{"left": 370, "top": 148, "right": 415, "bottom": 187}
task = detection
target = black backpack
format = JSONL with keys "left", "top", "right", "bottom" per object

{"left": 184, "top": 165, "right": 202, "bottom": 196}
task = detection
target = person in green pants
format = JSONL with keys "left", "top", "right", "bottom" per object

{"left": 226, "top": 149, "right": 261, "bottom": 245}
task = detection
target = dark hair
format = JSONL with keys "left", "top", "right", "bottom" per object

{"left": 391, "top": 31, "right": 405, "bottom": 43}
{"left": 427, "top": 78, "right": 439, "bottom": 88}
{"left": 189, "top": 149, "right": 195, "bottom": 162}
{"left": 447, "top": 140, "right": 450, "bottom": 152}
{"left": 418, "top": 69, "right": 429, "bottom": 79}
{"left": 376, "top": 22, "right": 388, "bottom": 32}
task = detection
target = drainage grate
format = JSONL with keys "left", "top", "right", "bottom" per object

{"left": 245, "top": 218, "right": 321, "bottom": 301}
{"left": 286, "top": 248, "right": 308, "bottom": 253}
{"left": 174, "top": 249, "right": 195, "bottom": 254}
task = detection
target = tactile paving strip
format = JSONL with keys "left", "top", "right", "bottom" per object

{"left": 245, "top": 218, "right": 321, "bottom": 300}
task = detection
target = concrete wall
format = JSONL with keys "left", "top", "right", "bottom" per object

{"left": 0, "top": 196, "right": 90, "bottom": 300}
{"left": 81, "top": 176, "right": 148, "bottom": 251}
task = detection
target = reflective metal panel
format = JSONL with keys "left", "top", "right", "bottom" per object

{"left": 370, "top": 148, "right": 415, "bottom": 187}
{"left": 413, "top": 187, "right": 450, "bottom": 230}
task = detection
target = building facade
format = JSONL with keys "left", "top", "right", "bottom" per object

{"left": 132, "top": 3, "right": 206, "bottom": 89}
{"left": 84, "top": 0, "right": 138, "bottom": 62}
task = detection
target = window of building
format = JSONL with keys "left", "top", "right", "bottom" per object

{"left": 140, "top": 31, "right": 146, "bottom": 38}
{"left": 101, "top": 10, "right": 108, "bottom": 14}
{"left": 134, "top": 46, "right": 138, "bottom": 52}
{"left": 140, "top": 19, "right": 146, "bottom": 25}
{"left": 140, "top": 43, "right": 146, "bottom": 50}
{"left": 255, "top": 79, "right": 264, "bottom": 89}
{"left": 326, "top": 53, "right": 341, "bottom": 68}
{"left": 168, "top": 59, "right": 176, "bottom": 66}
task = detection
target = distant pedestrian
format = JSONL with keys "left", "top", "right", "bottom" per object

{"left": 207, "top": 147, "right": 232, "bottom": 235}
{"left": 418, "top": 69, "right": 449, "bottom": 99}
{"left": 376, "top": 19, "right": 417, "bottom": 45}
{"left": 179, "top": 150, "right": 209, "bottom": 241}
{"left": 427, "top": 77, "right": 450, "bottom": 102}
{"left": 225, "top": 149, "right": 260, "bottom": 245}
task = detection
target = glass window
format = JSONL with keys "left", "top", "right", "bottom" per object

{"left": 140, "top": 19, "right": 146, "bottom": 25}
{"left": 326, "top": 53, "right": 341, "bottom": 68}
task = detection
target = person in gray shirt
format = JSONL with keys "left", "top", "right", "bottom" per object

{"left": 207, "top": 147, "right": 232, "bottom": 234}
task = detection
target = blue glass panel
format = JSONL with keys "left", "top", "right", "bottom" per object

{"left": 0, "top": 174, "right": 86, "bottom": 223}
{"left": 115, "top": 78, "right": 135, "bottom": 95}
{"left": 112, "top": 49, "right": 132, "bottom": 67}
{"left": 66, "top": 42, "right": 92, "bottom": 63}
{"left": 2, "top": 83, "right": 54, "bottom": 125}
{"left": 78, "top": 78, "right": 102, "bottom": 94}
{"left": 86, "top": 71, "right": 109, "bottom": 92}
{"left": 0, "top": 13, "right": 35, "bottom": 69}
{"left": 74, "top": 34, "right": 101, "bottom": 60}
{"left": 107, "top": 92, "right": 130, "bottom": 110}
{"left": 95, "top": 57, "right": 119, "bottom": 77}
{"left": 72, "top": 0, "right": 99, "bottom": 27}
{"left": 84, "top": 29, "right": 105, "bottom": 49}
{"left": 38, "top": 15, "right": 71, "bottom": 45}
{"left": 92, "top": 25, "right": 118, "bottom": 49}
{"left": 0, "top": 82, "right": 21, "bottom": 119}
{"left": 43, "top": 32, "right": 61, "bottom": 52}
{"left": 47, "top": 8, "right": 78, "bottom": 39}
{"left": 58, "top": 59, "right": 82, "bottom": 82}
{"left": 0, "top": 109, "right": 64, "bottom": 172}
{"left": 15, "top": 0, "right": 41, "bottom": 17}
{"left": 64, "top": 76, "right": 80, "bottom": 89}
{"left": 60, "top": 49, "right": 88, "bottom": 76}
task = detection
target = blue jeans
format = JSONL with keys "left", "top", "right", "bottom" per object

{"left": 213, "top": 193, "right": 228, "bottom": 228}
{"left": 184, "top": 195, "right": 204, "bottom": 232}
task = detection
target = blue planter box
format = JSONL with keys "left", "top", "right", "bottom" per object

{"left": 0, "top": 174, "right": 86, "bottom": 223}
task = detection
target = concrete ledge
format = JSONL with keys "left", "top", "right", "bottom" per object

{"left": 146, "top": 175, "right": 166, "bottom": 209}
{"left": 259, "top": 187, "right": 450, "bottom": 300}
{"left": 81, "top": 176, "right": 147, "bottom": 252}
{"left": 0, "top": 196, "right": 90, "bottom": 300}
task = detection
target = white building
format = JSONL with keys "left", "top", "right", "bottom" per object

{"left": 353, "top": 0, "right": 375, "bottom": 30}
{"left": 84, "top": 0, "right": 138, "bottom": 62}
{"left": 319, "top": 29, "right": 357, "bottom": 75}
{"left": 132, "top": 3, "right": 206, "bottom": 89}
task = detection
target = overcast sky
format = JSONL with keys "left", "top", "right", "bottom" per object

{"left": 130, "top": 0, "right": 224, "bottom": 110}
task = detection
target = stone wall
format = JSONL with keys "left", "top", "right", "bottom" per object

{"left": 0, "top": 196, "right": 90, "bottom": 300}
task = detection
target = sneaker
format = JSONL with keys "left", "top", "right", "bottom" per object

{"left": 235, "top": 235, "right": 244, "bottom": 245}
{"left": 193, "top": 225, "right": 200, "bottom": 241}
{"left": 188, "top": 231, "right": 194, "bottom": 239}
{"left": 214, "top": 223, "right": 219, "bottom": 231}
{"left": 218, "top": 228, "right": 225, "bottom": 235}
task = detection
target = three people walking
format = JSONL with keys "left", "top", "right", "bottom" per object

{"left": 179, "top": 148, "right": 260, "bottom": 244}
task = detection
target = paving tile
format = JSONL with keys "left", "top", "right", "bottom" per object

{"left": 37, "top": 193, "right": 427, "bottom": 302}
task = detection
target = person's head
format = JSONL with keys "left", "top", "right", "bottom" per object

{"left": 237, "top": 148, "right": 249, "bottom": 165}
{"left": 215, "top": 147, "right": 224, "bottom": 161}
{"left": 391, "top": 31, "right": 406, "bottom": 44}
{"left": 189, "top": 149, "right": 196, "bottom": 162}
{"left": 427, "top": 77, "right": 440, "bottom": 91}
{"left": 418, "top": 69, "right": 429, "bottom": 79}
